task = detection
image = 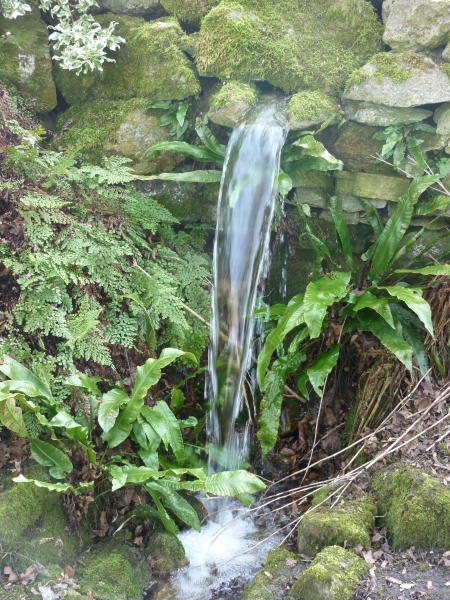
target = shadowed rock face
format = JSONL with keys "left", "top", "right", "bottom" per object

{"left": 97, "top": 0, "right": 164, "bottom": 18}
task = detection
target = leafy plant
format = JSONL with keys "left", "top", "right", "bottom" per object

{"left": 373, "top": 122, "right": 436, "bottom": 172}
{"left": 0, "top": 353, "right": 265, "bottom": 533}
{"left": 151, "top": 99, "right": 193, "bottom": 140}
{"left": 256, "top": 176, "right": 450, "bottom": 456}
{"left": 0, "top": 0, "right": 125, "bottom": 74}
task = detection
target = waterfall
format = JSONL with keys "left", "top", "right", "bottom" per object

{"left": 207, "top": 97, "right": 289, "bottom": 474}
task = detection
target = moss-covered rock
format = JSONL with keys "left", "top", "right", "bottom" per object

{"left": 146, "top": 530, "right": 188, "bottom": 573}
{"left": 0, "top": 465, "right": 80, "bottom": 571}
{"left": 291, "top": 545, "right": 367, "bottom": 600}
{"left": 286, "top": 91, "right": 341, "bottom": 130}
{"left": 196, "top": 0, "right": 382, "bottom": 94}
{"left": 0, "top": 4, "right": 56, "bottom": 112}
{"left": 54, "top": 15, "right": 200, "bottom": 106}
{"left": 207, "top": 81, "right": 258, "bottom": 127}
{"left": 297, "top": 487, "right": 375, "bottom": 556}
{"left": 54, "top": 99, "right": 183, "bottom": 173}
{"left": 78, "top": 538, "right": 151, "bottom": 600}
{"left": 241, "top": 548, "right": 301, "bottom": 600}
{"left": 161, "top": 0, "right": 221, "bottom": 25}
{"left": 344, "top": 52, "right": 450, "bottom": 107}
{"left": 97, "top": 0, "right": 164, "bottom": 18}
{"left": 372, "top": 464, "right": 450, "bottom": 550}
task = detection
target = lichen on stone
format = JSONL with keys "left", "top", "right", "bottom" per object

{"left": 291, "top": 545, "right": 368, "bottom": 600}
{"left": 54, "top": 15, "right": 200, "bottom": 106}
{"left": 196, "top": 0, "right": 383, "bottom": 93}
{"left": 161, "top": 0, "right": 221, "bottom": 25}
{"left": 371, "top": 463, "right": 450, "bottom": 550}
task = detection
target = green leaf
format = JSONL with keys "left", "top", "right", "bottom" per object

{"left": 355, "top": 311, "right": 413, "bottom": 371}
{"left": 353, "top": 290, "right": 395, "bottom": 329}
{"left": 292, "top": 135, "right": 343, "bottom": 166}
{"left": 98, "top": 388, "right": 129, "bottom": 433}
{"left": 136, "top": 414, "right": 161, "bottom": 452}
{"left": 0, "top": 397, "right": 28, "bottom": 438}
{"left": 146, "top": 487, "right": 179, "bottom": 534}
{"left": 170, "top": 389, "right": 185, "bottom": 410}
{"left": 393, "top": 305, "right": 429, "bottom": 378}
{"left": 329, "top": 197, "right": 358, "bottom": 271}
{"left": 147, "top": 482, "right": 201, "bottom": 531}
{"left": 106, "top": 393, "right": 145, "bottom": 449}
{"left": 407, "top": 137, "right": 427, "bottom": 170}
{"left": 369, "top": 175, "right": 441, "bottom": 279}
{"left": 146, "top": 141, "right": 222, "bottom": 164}
{"left": 136, "top": 170, "right": 223, "bottom": 184}
{"left": 30, "top": 439, "right": 73, "bottom": 475}
{"left": 141, "top": 401, "right": 185, "bottom": 464}
{"left": 49, "top": 411, "right": 90, "bottom": 446}
{"left": 0, "top": 355, "right": 54, "bottom": 403}
{"left": 303, "top": 272, "right": 351, "bottom": 338}
{"left": 195, "top": 123, "right": 227, "bottom": 159}
{"left": 304, "top": 221, "right": 331, "bottom": 259}
{"left": 124, "top": 293, "right": 156, "bottom": 352}
{"left": 278, "top": 170, "right": 293, "bottom": 196}
{"left": 359, "top": 198, "right": 383, "bottom": 238}
{"left": 256, "top": 294, "right": 305, "bottom": 388}
{"left": 66, "top": 373, "right": 102, "bottom": 396}
{"left": 415, "top": 195, "right": 450, "bottom": 216}
{"left": 394, "top": 265, "right": 450, "bottom": 276}
{"left": 176, "top": 100, "right": 190, "bottom": 127}
{"left": 298, "top": 344, "right": 339, "bottom": 399}
{"left": 378, "top": 286, "right": 434, "bottom": 337}
{"left": 170, "top": 470, "right": 266, "bottom": 496}
{"left": 257, "top": 352, "right": 306, "bottom": 456}
{"left": 12, "top": 474, "right": 75, "bottom": 493}
{"left": 138, "top": 449, "right": 159, "bottom": 470}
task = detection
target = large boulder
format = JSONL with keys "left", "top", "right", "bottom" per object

{"left": 343, "top": 100, "right": 432, "bottom": 126}
{"left": 344, "top": 52, "right": 450, "bottom": 107}
{"left": 382, "top": 0, "right": 450, "bottom": 52}
{"left": 97, "top": 0, "right": 164, "bottom": 18}
{"left": 54, "top": 15, "right": 200, "bottom": 106}
{"left": 0, "top": 4, "right": 56, "bottom": 112}
{"left": 161, "top": 0, "right": 221, "bottom": 25}
{"left": 195, "top": 0, "right": 382, "bottom": 93}
{"left": 54, "top": 99, "right": 184, "bottom": 174}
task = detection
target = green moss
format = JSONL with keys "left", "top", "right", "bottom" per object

{"left": 54, "top": 15, "right": 200, "bottom": 106}
{"left": 196, "top": 0, "right": 382, "bottom": 93}
{"left": 286, "top": 91, "right": 340, "bottom": 123}
{"left": 146, "top": 530, "right": 187, "bottom": 573}
{"left": 371, "top": 464, "right": 450, "bottom": 550}
{"left": 241, "top": 548, "right": 299, "bottom": 600}
{"left": 210, "top": 80, "right": 258, "bottom": 110}
{"left": 0, "top": 4, "right": 56, "bottom": 112}
{"left": 0, "top": 465, "right": 80, "bottom": 571}
{"left": 345, "top": 52, "right": 434, "bottom": 91}
{"left": 297, "top": 489, "right": 375, "bottom": 556}
{"left": 291, "top": 545, "right": 367, "bottom": 600}
{"left": 161, "top": 0, "right": 221, "bottom": 25}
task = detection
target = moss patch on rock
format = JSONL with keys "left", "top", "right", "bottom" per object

{"left": 146, "top": 530, "right": 188, "bottom": 573}
{"left": 286, "top": 91, "right": 341, "bottom": 129}
{"left": 196, "top": 0, "right": 382, "bottom": 93}
{"left": 161, "top": 0, "right": 221, "bottom": 25}
{"left": 297, "top": 487, "right": 375, "bottom": 556}
{"left": 371, "top": 464, "right": 450, "bottom": 550}
{"left": 208, "top": 80, "right": 258, "bottom": 126}
{"left": 291, "top": 545, "right": 367, "bottom": 600}
{"left": 241, "top": 548, "right": 301, "bottom": 600}
{"left": 54, "top": 15, "right": 200, "bottom": 106}
{"left": 54, "top": 99, "right": 183, "bottom": 173}
{"left": 0, "top": 4, "right": 56, "bottom": 112}
{"left": 0, "top": 465, "right": 80, "bottom": 571}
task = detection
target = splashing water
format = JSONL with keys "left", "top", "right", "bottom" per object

{"left": 159, "top": 98, "right": 289, "bottom": 600}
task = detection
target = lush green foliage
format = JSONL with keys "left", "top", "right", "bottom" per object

{"left": 0, "top": 0, "right": 124, "bottom": 73}
{"left": 256, "top": 175, "right": 450, "bottom": 456}
{"left": 0, "top": 353, "right": 265, "bottom": 533}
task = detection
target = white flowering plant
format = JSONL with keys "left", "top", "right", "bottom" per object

{"left": 0, "top": 0, "right": 125, "bottom": 74}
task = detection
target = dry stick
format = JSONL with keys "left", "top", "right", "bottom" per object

{"left": 268, "top": 368, "right": 431, "bottom": 491}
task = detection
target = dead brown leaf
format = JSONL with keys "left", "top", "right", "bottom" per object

{"left": 20, "top": 566, "right": 36, "bottom": 584}
{"left": 3, "top": 566, "right": 18, "bottom": 583}
{"left": 64, "top": 565, "right": 74, "bottom": 578}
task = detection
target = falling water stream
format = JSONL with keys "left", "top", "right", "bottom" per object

{"left": 153, "top": 97, "right": 289, "bottom": 600}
